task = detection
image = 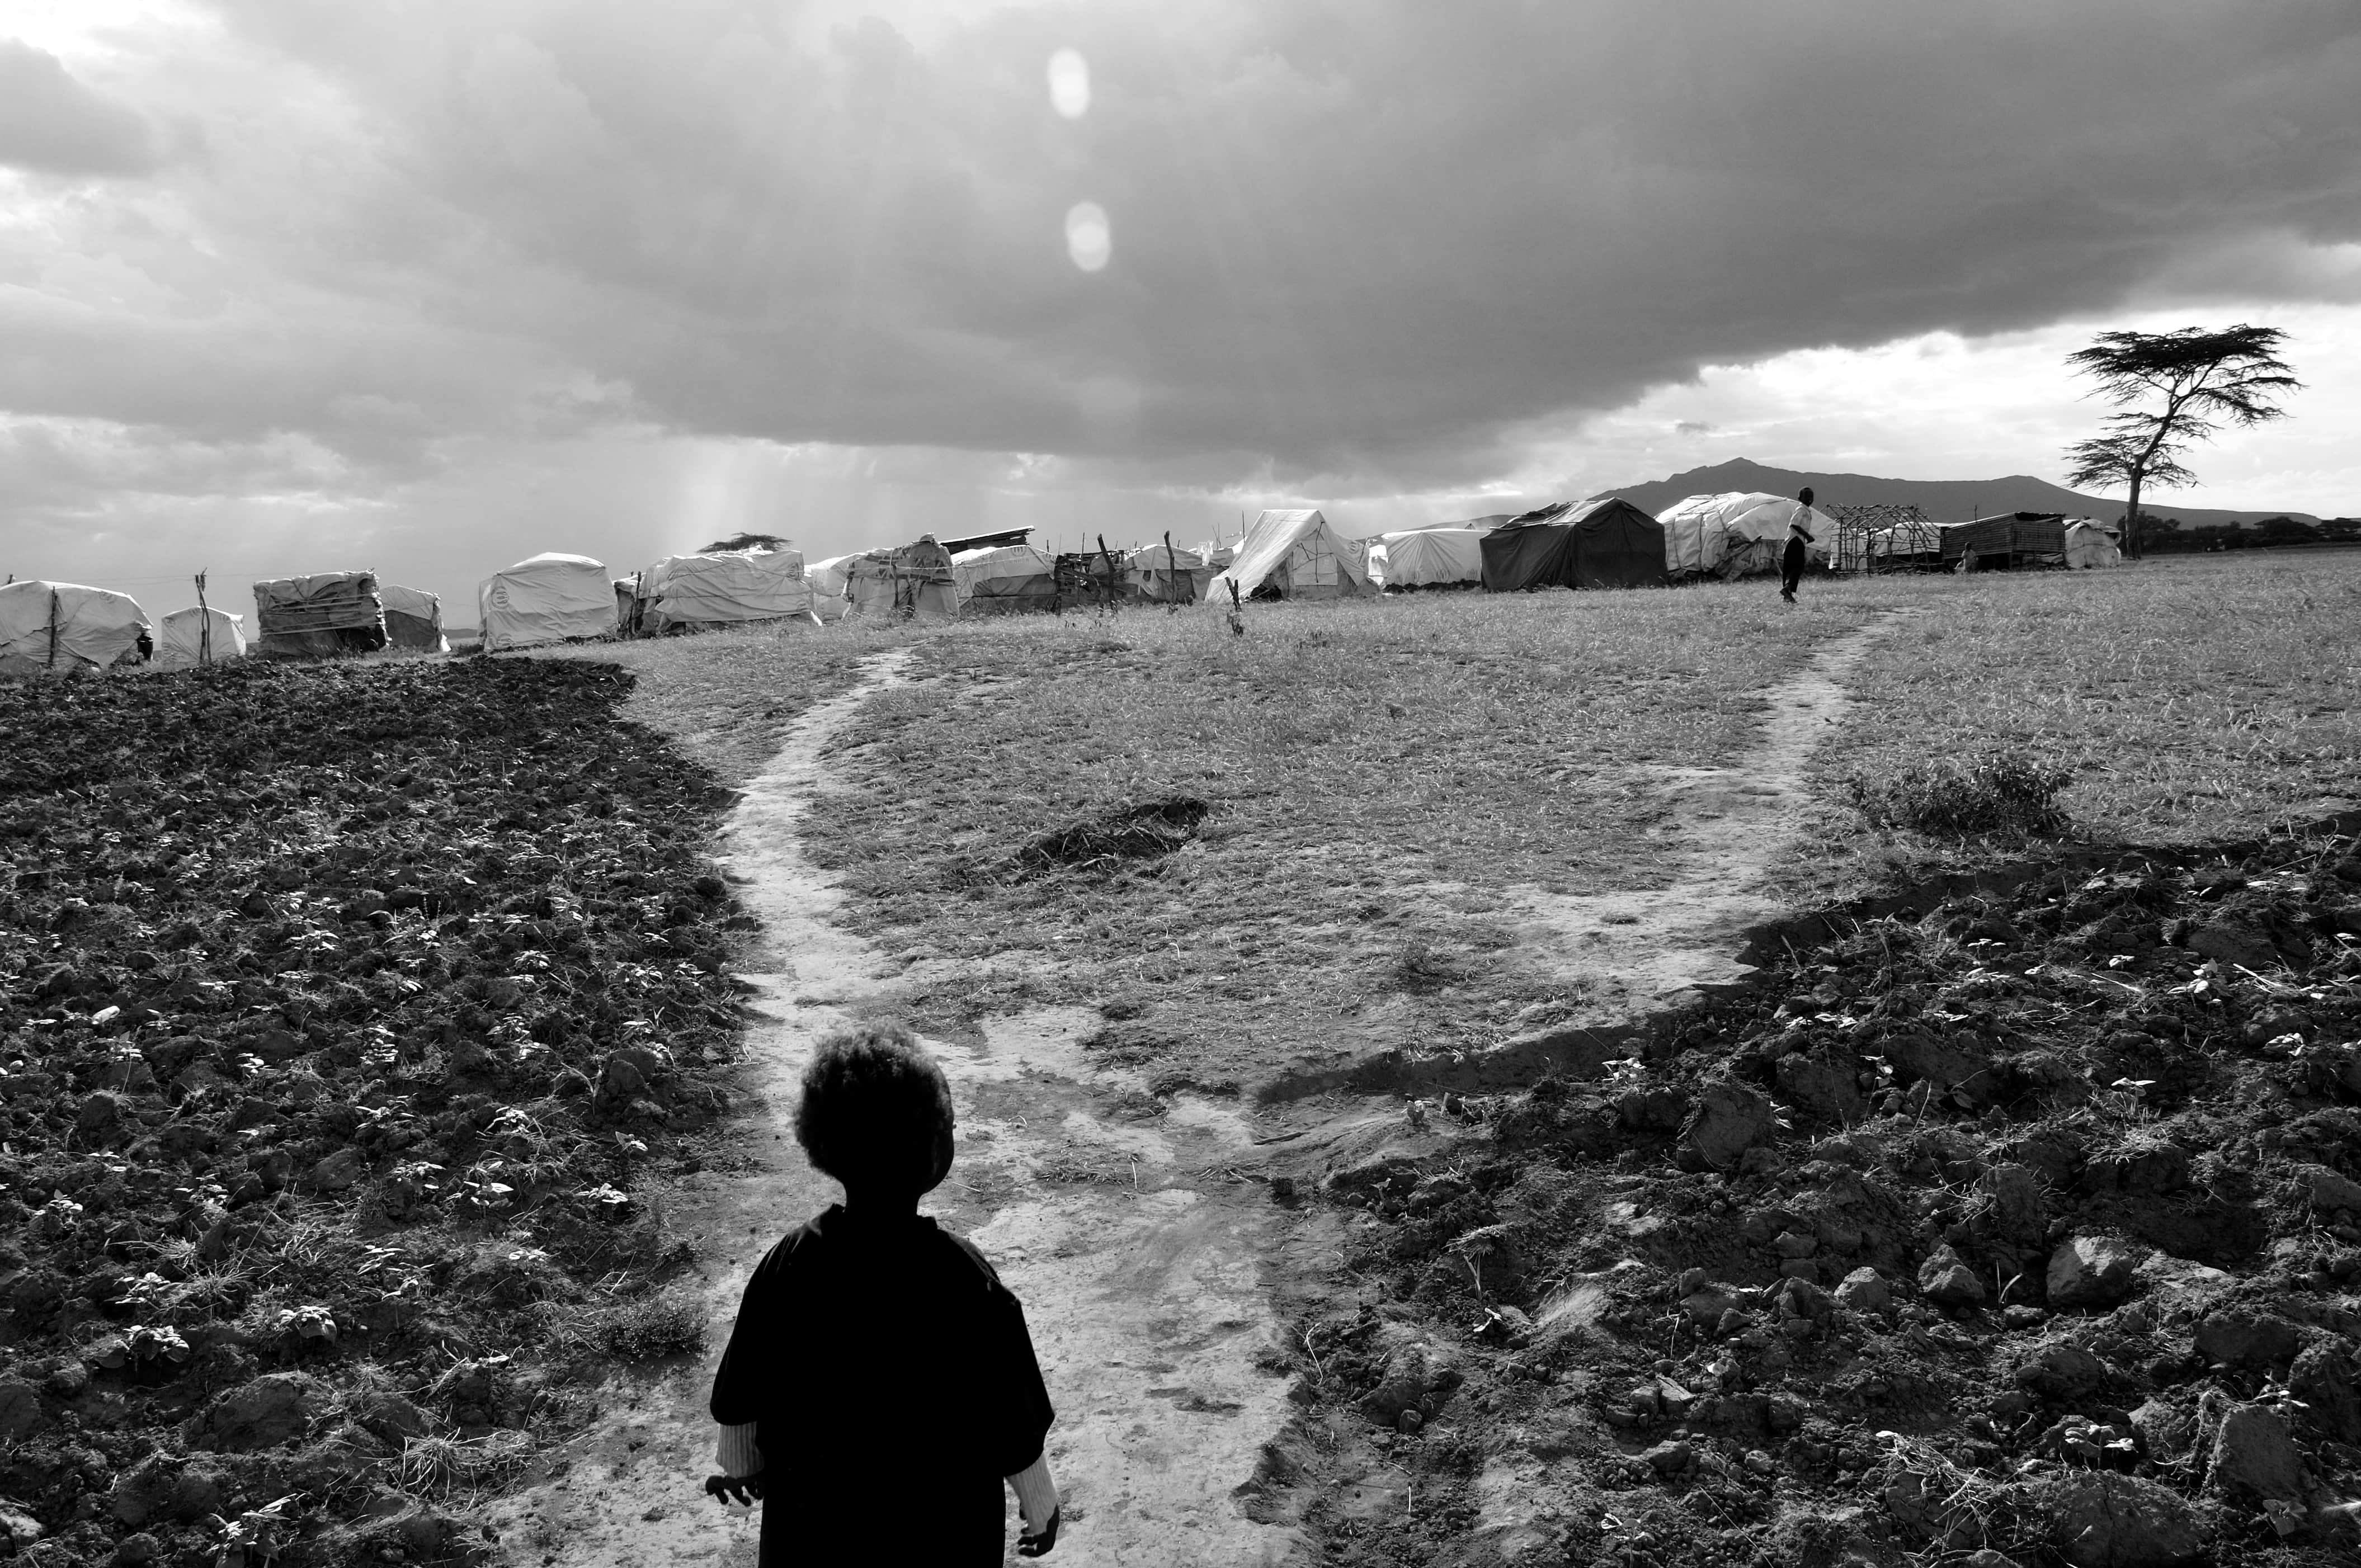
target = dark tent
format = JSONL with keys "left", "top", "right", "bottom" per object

{"left": 1479, "top": 498, "right": 1668, "bottom": 592}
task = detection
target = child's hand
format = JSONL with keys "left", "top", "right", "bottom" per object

{"left": 704, "top": 1471, "right": 765, "bottom": 1506}
{"left": 1016, "top": 1504, "right": 1059, "bottom": 1557}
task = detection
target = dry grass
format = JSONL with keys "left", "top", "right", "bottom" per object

{"left": 1788, "top": 552, "right": 2361, "bottom": 900}
{"left": 800, "top": 588, "right": 1877, "bottom": 1084}
{"left": 532, "top": 619, "right": 916, "bottom": 785}
{"left": 588, "top": 556, "right": 2360, "bottom": 1090}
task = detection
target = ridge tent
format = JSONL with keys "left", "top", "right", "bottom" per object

{"left": 635, "top": 547, "right": 816, "bottom": 632}
{"left": 1373, "top": 526, "right": 1487, "bottom": 589}
{"left": 0, "top": 581, "right": 152, "bottom": 676}
{"left": 156, "top": 607, "right": 247, "bottom": 667}
{"left": 954, "top": 544, "right": 1059, "bottom": 615}
{"left": 2063, "top": 521, "right": 2124, "bottom": 570}
{"left": 1479, "top": 498, "right": 1669, "bottom": 592}
{"left": 252, "top": 571, "right": 388, "bottom": 658}
{"left": 1656, "top": 493, "right": 1836, "bottom": 577}
{"left": 805, "top": 555, "right": 855, "bottom": 622}
{"left": 1205, "top": 509, "right": 1373, "bottom": 602}
{"left": 478, "top": 553, "right": 615, "bottom": 651}
{"left": 379, "top": 584, "right": 449, "bottom": 653}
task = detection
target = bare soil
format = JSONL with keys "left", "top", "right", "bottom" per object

{"left": 0, "top": 660, "right": 750, "bottom": 1566}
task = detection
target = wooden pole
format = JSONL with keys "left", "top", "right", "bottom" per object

{"left": 1096, "top": 533, "right": 1119, "bottom": 615}
{"left": 49, "top": 588, "right": 60, "bottom": 670}
{"left": 194, "top": 570, "right": 211, "bottom": 665}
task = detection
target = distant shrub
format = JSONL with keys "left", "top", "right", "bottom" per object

{"left": 1391, "top": 938, "right": 1467, "bottom": 994}
{"left": 597, "top": 1295, "right": 706, "bottom": 1363}
{"left": 1842, "top": 754, "right": 2073, "bottom": 838}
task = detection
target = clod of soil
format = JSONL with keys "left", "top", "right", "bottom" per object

{"left": 1013, "top": 796, "right": 1211, "bottom": 873}
{"left": 1264, "top": 825, "right": 2361, "bottom": 1567}
{"left": 0, "top": 658, "right": 745, "bottom": 1567}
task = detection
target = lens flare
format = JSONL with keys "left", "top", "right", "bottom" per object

{"left": 1064, "top": 202, "right": 1110, "bottom": 273}
{"left": 1047, "top": 49, "right": 1090, "bottom": 118}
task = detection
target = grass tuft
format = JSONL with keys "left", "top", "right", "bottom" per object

{"left": 1841, "top": 753, "right": 2073, "bottom": 837}
{"left": 595, "top": 1293, "right": 708, "bottom": 1362}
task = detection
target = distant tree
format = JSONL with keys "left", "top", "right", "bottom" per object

{"left": 699, "top": 531, "right": 791, "bottom": 553}
{"left": 2062, "top": 324, "right": 2300, "bottom": 559}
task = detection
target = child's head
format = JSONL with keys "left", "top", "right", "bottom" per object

{"left": 794, "top": 1021, "right": 955, "bottom": 1203}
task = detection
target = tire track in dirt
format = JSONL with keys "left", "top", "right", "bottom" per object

{"left": 1504, "top": 608, "right": 1917, "bottom": 1028}
{"left": 488, "top": 646, "right": 1304, "bottom": 1566}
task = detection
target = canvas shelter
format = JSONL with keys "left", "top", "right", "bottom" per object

{"left": 155, "top": 607, "right": 247, "bottom": 667}
{"left": 633, "top": 547, "right": 815, "bottom": 632}
{"left": 0, "top": 581, "right": 151, "bottom": 676}
{"left": 1480, "top": 498, "right": 1669, "bottom": 592}
{"left": 2063, "top": 521, "right": 2124, "bottom": 570}
{"left": 1656, "top": 493, "right": 1837, "bottom": 577}
{"left": 842, "top": 537, "right": 961, "bottom": 621}
{"left": 252, "top": 571, "right": 387, "bottom": 658}
{"left": 478, "top": 553, "right": 615, "bottom": 651}
{"left": 1204, "top": 509, "right": 1373, "bottom": 602}
{"left": 1373, "top": 526, "right": 1487, "bottom": 589}
{"left": 805, "top": 555, "right": 855, "bottom": 622}
{"left": 379, "top": 584, "right": 449, "bottom": 653}
{"left": 1123, "top": 544, "right": 1216, "bottom": 604}
{"left": 954, "top": 544, "right": 1059, "bottom": 615}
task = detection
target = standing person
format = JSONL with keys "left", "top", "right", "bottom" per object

{"left": 707, "top": 1022, "right": 1061, "bottom": 1564}
{"left": 1780, "top": 487, "right": 1817, "bottom": 603}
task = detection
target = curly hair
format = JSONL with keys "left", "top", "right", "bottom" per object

{"left": 793, "top": 1022, "right": 955, "bottom": 1199}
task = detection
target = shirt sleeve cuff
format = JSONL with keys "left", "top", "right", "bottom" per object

{"left": 717, "top": 1423, "right": 762, "bottom": 1476}
{"left": 1006, "top": 1451, "right": 1058, "bottom": 1533}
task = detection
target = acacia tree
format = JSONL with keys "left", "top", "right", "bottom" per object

{"left": 2062, "top": 324, "right": 2299, "bottom": 559}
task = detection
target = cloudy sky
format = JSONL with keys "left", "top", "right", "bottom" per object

{"left": 5, "top": 0, "right": 2359, "bottom": 618}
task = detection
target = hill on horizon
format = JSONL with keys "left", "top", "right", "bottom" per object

{"left": 1582, "top": 458, "right": 2321, "bottom": 530}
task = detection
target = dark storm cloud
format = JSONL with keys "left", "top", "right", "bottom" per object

{"left": 13, "top": 1, "right": 2361, "bottom": 489}
{"left": 0, "top": 39, "right": 163, "bottom": 176}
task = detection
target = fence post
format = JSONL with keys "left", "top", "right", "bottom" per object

{"left": 195, "top": 570, "right": 212, "bottom": 664}
{"left": 1096, "top": 533, "right": 1120, "bottom": 616}
{"left": 49, "top": 588, "right": 60, "bottom": 670}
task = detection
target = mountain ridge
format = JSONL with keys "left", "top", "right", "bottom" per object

{"left": 1581, "top": 457, "right": 2319, "bottom": 529}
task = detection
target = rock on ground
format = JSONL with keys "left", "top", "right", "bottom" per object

{"left": 1680, "top": 1081, "right": 1776, "bottom": 1170}
{"left": 2048, "top": 1235, "right": 2143, "bottom": 1310}
{"left": 2208, "top": 1403, "right": 2306, "bottom": 1501}
{"left": 1919, "top": 1243, "right": 1986, "bottom": 1308}
{"left": 195, "top": 1372, "right": 323, "bottom": 1453}
{"left": 2040, "top": 1472, "right": 2206, "bottom": 1568}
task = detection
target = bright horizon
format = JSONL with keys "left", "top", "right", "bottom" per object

{"left": 5, "top": 2, "right": 2359, "bottom": 619}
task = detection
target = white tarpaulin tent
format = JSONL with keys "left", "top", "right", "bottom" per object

{"left": 806, "top": 555, "right": 855, "bottom": 622}
{"left": 954, "top": 544, "right": 1058, "bottom": 614}
{"left": 157, "top": 606, "right": 246, "bottom": 666}
{"left": 379, "top": 584, "right": 449, "bottom": 652}
{"left": 1656, "top": 492, "right": 1838, "bottom": 577}
{"left": 0, "top": 581, "right": 150, "bottom": 674}
{"left": 2063, "top": 521, "right": 2124, "bottom": 570}
{"left": 1123, "top": 544, "right": 1215, "bottom": 603}
{"left": 1373, "top": 526, "right": 1487, "bottom": 588}
{"left": 1205, "top": 509, "right": 1373, "bottom": 602}
{"left": 478, "top": 553, "right": 615, "bottom": 651}
{"left": 637, "top": 548, "right": 815, "bottom": 631}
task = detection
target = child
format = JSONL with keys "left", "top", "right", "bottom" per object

{"left": 708, "top": 1022, "right": 1061, "bottom": 1563}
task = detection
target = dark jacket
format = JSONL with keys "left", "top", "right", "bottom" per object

{"left": 710, "top": 1206, "right": 1054, "bottom": 1565}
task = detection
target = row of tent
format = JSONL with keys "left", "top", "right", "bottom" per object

{"left": 0, "top": 573, "right": 449, "bottom": 677}
{"left": 1368, "top": 495, "right": 2123, "bottom": 590}
{"left": 7, "top": 489, "right": 2133, "bottom": 672}
{"left": 477, "top": 535, "right": 1246, "bottom": 649}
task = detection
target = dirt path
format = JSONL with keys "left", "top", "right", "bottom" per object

{"left": 1504, "top": 608, "right": 1914, "bottom": 1028}
{"left": 487, "top": 647, "right": 1306, "bottom": 1566}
